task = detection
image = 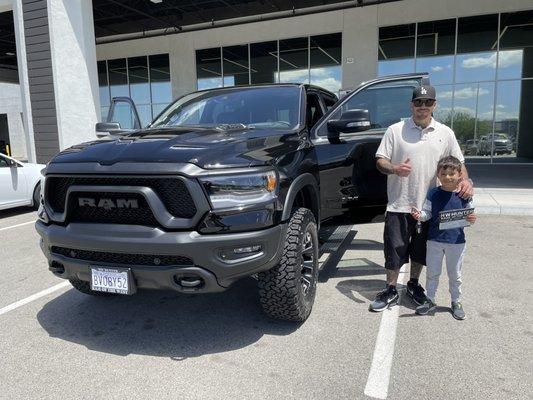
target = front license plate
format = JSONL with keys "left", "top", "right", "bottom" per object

{"left": 90, "top": 267, "right": 133, "bottom": 295}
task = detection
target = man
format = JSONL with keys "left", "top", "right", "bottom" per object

{"left": 369, "top": 85, "right": 474, "bottom": 312}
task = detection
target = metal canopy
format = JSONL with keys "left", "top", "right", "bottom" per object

{"left": 92, "top": 0, "right": 399, "bottom": 40}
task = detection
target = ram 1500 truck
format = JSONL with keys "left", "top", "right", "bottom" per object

{"left": 36, "top": 73, "right": 428, "bottom": 321}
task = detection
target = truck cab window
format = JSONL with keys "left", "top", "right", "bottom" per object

{"left": 306, "top": 93, "right": 324, "bottom": 129}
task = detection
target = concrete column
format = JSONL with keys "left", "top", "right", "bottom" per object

{"left": 12, "top": 0, "right": 35, "bottom": 161}
{"left": 47, "top": 0, "right": 100, "bottom": 150}
{"left": 341, "top": 6, "right": 379, "bottom": 90}
{"left": 170, "top": 40, "right": 196, "bottom": 99}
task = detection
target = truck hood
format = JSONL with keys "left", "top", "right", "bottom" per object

{"left": 50, "top": 126, "right": 300, "bottom": 168}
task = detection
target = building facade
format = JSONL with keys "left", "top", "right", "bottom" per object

{"left": 0, "top": 0, "right": 532, "bottom": 164}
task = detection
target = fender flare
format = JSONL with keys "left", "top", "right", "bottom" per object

{"left": 282, "top": 173, "right": 320, "bottom": 222}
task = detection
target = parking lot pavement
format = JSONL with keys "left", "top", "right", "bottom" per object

{"left": 0, "top": 209, "right": 532, "bottom": 399}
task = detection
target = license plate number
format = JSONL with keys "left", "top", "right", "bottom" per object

{"left": 90, "top": 267, "right": 131, "bottom": 295}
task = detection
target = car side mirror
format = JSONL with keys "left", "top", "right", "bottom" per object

{"left": 327, "top": 109, "right": 371, "bottom": 143}
{"left": 95, "top": 122, "right": 130, "bottom": 137}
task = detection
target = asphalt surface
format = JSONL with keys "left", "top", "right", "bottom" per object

{"left": 0, "top": 207, "right": 531, "bottom": 400}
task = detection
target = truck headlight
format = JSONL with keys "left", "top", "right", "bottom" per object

{"left": 200, "top": 170, "right": 277, "bottom": 209}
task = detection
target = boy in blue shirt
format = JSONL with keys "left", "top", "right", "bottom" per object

{"left": 411, "top": 156, "right": 477, "bottom": 320}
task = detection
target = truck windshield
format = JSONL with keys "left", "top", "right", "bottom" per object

{"left": 150, "top": 86, "right": 301, "bottom": 130}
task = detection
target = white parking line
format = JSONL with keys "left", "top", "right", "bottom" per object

{"left": 0, "top": 282, "right": 70, "bottom": 317}
{"left": 0, "top": 221, "right": 35, "bottom": 231}
{"left": 364, "top": 269, "right": 408, "bottom": 399}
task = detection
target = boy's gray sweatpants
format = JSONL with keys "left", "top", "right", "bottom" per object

{"left": 425, "top": 240, "right": 466, "bottom": 303}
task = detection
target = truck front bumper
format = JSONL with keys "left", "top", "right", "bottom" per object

{"left": 35, "top": 221, "right": 286, "bottom": 293}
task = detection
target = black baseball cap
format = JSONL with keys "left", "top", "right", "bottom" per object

{"left": 412, "top": 85, "right": 436, "bottom": 101}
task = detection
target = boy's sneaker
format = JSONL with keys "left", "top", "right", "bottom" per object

{"left": 451, "top": 302, "right": 466, "bottom": 320}
{"left": 406, "top": 280, "right": 428, "bottom": 305}
{"left": 415, "top": 299, "right": 437, "bottom": 315}
{"left": 369, "top": 286, "right": 399, "bottom": 312}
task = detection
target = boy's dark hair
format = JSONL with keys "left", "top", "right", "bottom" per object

{"left": 437, "top": 155, "right": 462, "bottom": 173}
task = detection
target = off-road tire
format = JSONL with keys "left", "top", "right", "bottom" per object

{"left": 69, "top": 278, "right": 116, "bottom": 297}
{"left": 258, "top": 207, "right": 319, "bottom": 321}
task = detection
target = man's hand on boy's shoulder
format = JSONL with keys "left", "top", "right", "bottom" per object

{"left": 457, "top": 178, "right": 474, "bottom": 199}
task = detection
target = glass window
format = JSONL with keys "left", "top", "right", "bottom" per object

{"left": 378, "top": 24, "right": 415, "bottom": 77}
{"left": 128, "top": 56, "right": 150, "bottom": 105}
{"left": 433, "top": 84, "right": 453, "bottom": 124}
{"left": 196, "top": 48, "right": 222, "bottom": 90}
{"left": 151, "top": 86, "right": 301, "bottom": 130}
{"left": 457, "top": 14, "right": 498, "bottom": 53}
{"left": 495, "top": 80, "right": 533, "bottom": 159}
{"left": 152, "top": 103, "right": 168, "bottom": 120}
{"left": 378, "top": 58, "right": 415, "bottom": 76}
{"left": 379, "top": 24, "right": 416, "bottom": 60}
{"left": 306, "top": 93, "right": 324, "bottom": 129}
{"left": 455, "top": 51, "right": 497, "bottom": 83}
{"left": 416, "top": 55, "right": 454, "bottom": 85}
{"left": 101, "top": 107, "right": 109, "bottom": 122}
{"left": 416, "top": 19, "right": 455, "bottom": 85}
{"left": 135, "top": 104, "right": 152, "bottom": 128}
{"left": 417, "top": 19, "right": 456, "bottom": 57}
{"left": 279, "top": 37, "right": 309, "bottom": 84}
{"left": 499, "top": 11, "right": 533, "bottom": 49}
{"left": 97, "top": 61, "right": 109, "bottom": 107}
{"left": 310, "top": 33, "right": 342, "bottom": 93}
{"left": 456, "top": 15, "right": 498, "bottom": 83}
{"left": 499, "top": 11, "right": 533, "bottom": 79}
{"left": 451, "top": 82, "right": 495, "bottom": 153}
{"left": 321, "top": 94, "right": 337, "bottom": 110}
{"left": 250, "top": 41, "right": 278, "bottom": 84}
{"left": 223, "top": 45, "right": 250, "bottom": 87}
{"left": 110, "top": 104, "right": 136, "bottom": 130}
{"left": 108, "top": 59, "right": 129, "bottom": 99}
{"left": 149, "top": 54, "right": 171, "bottom": 104}
{"left": 341, "top": 79, "right": 419, "bottom": 131}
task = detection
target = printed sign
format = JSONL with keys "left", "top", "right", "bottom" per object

{"left": 439, "top": 207, "right": 475, "bottom": 230}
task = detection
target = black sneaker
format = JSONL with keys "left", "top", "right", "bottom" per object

{"left": 369, "top": 286, "right": 399, "bottom": 312}
{"left": 406, "top": 280, "right": 428, "bottom": 306}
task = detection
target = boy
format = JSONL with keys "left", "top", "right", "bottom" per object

{"left": 411, "top": 155, "right": 476, "bottom": 320}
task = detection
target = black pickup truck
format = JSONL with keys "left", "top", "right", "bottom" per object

{"left": 36, "top": 73, "right": 428, "bottom": 321}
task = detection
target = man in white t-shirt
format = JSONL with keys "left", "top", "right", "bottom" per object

{"left": 369, "top": 85, "right": 474, "bottom": 312}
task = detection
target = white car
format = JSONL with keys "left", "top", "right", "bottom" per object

{"left": 0, "top": 153, "right": 45, "bottom": 210}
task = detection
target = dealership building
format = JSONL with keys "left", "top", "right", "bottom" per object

{"left": 0, "top": 0, "right": 532, "bottom": 165}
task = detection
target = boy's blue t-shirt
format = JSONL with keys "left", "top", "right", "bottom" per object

{"left": 425, "top": 187, "right": 472, "bottom": 244}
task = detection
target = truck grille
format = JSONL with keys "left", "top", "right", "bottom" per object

{"left": 51, "top": 246, "right": 194, "bottom": 267}
{"left": 46, "top": 176, "right": 197, "bottom": 218}
{"left": 67, "top": 192, "right": 159, "bottom": 227}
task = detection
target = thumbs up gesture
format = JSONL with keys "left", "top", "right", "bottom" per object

{"left": 393, "top": 158, "right": 412, "bottom": 177}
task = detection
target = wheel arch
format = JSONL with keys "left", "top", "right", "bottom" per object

{"left": 282, "top": 173, "right": 320, "bottom": 224}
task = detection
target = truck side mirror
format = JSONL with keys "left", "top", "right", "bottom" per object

{"left": 327, "top": 109, "right": 371, "bottom": 143}
{"left": 95, "top": 122, "right": 127, "bottom": 137}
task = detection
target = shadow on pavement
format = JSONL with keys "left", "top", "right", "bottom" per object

{"left": 0, "top": 206, "right": 35, "bottom": 219}
{"left": 37, "top": 277, "right": 299, "bottom": 360}
{"left": 399, "top": 305, "right": 451, "bottom": 318}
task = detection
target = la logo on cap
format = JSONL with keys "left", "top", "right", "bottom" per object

{"left": 421, "top": 87, "right": 427, "bottom": 95}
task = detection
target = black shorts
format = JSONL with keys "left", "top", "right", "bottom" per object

{"left": 383, "top": 212, "right": 428, "bottom": 270}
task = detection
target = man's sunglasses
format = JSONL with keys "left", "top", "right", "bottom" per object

{"left": 413, "top": 99, "right": 436, "bottom": 107}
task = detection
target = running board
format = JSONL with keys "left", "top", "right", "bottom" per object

{"left": 318, "top": 224, "right": 356, "bottom": 279}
